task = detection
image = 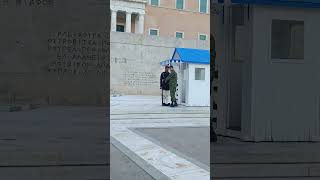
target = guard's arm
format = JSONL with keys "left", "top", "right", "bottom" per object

{"left": 165, "top": 73, "right": 173, "bottom": 83}
{"left": 160, "top": 74, "right": 162, "bottom": 88}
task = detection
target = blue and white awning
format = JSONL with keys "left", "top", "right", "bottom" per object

{"left": 160, "top": 48, "right": 210, "bottom": 66}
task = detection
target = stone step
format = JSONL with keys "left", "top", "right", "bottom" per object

{"left": 111, "top": 113, "right": 210, "bottom": 120}
{"left": 110, "top": 118, "right": 210, "bottom": 125}
{"left": 0, "top": 105, "right": 12, "bottom": 112}
{"left": 212, "top": 163, "right": 320, "bottom": 178}
{"left": 0, "top": 104, "right": 40, "bottom": 112}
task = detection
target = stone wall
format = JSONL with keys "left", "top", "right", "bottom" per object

{"left": 0, "top": 0, "right": 109, "bottom": 106}
{"left": 110, "top": 32, "right": 209, "bottom": 95}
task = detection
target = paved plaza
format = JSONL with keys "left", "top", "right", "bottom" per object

{"left": 212, "top": 136, "right": 320, "bottom": 179}
{"left": 0, "top": 106, "right": 108, "bottom": 179}
{"left": 110, "top": 95, "right": 210, "bottom": 180}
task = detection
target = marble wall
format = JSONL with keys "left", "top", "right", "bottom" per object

{"left": 0, "top": 0, "right": 109, "bottom": 106}
{"left": 110, "top": 32, "right": 209, "bottom": 95}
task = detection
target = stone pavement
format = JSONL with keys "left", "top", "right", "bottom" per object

{"left": 136, "top": 127, "right": 209, "bottom": 168}
{"left": 212, "top": 136, "right": 320, "bottom": 179}
{"left": 0, "top": 106, "right": 109, "bottom": 179}
{"left": 110, "top": 95, "right": 210, "bottom": 180}
{"left": 111, "top": 144, "right": 154, "bottom": 180}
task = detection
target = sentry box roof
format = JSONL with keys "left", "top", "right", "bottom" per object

{"left": 160, "top": 48, "right": 210, "bottom": 66}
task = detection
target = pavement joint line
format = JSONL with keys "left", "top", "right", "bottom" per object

{"left": 111, "top": 127, "right": 210, "bottom": 180}
{"left": 130, "top": 127, "right": 210, "bottom": 172}
{"left": 212, "top": 176, "right": 320, "bottom": 179}
{"left": 111, "top": 136, "right": 170, "bottom": 180}
{"left": 111, "top": 119, "right": 210, "bottom": 180}
{"left": 111, "top": 96, "right": 210, "bottom": 179}
{"left": 0, "top": 164, "right": 109, "bottom": 168}
{"left": 110, "top": 117, "right": 209, "bottom": 120}
{"left": 110, "top": 119, "right": 209, "bottom": 123}
{"left": 111, "top": 113, "right": 210, "bottom": 115}
{"left": 211, "top": 162, "right": 320, "bottom": 165}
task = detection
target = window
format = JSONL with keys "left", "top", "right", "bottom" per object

{"left": 195, "top": 68, "right": 205, "bottom": 80}
{"left": 176, "top": 32, "right": 184, "bottom": 39}
{"left": 176, "top": 0, "right": 184, "bottom": 10}
{"left": 149, "top": 29, "right": 159, "bottom": 36}
{"left": 116, "top": 25, "right": 125, "bottom": 32}
{"left": 199, "top": 0, "right": 207, "bottom": 13}
{"left": 271, "top": 20, "right": 304, "bottom": 60}
{"left": 199, "top": 34, "right": 207, "bottom": 41}
{"left": 150, "top": 0, "right": 159, "bottom": 6}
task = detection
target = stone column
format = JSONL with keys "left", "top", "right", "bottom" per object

{"left": 125, "top": 12, "right": 132, "bottom": 33}
{"left": 138, "top": 13, "right": 145, "bottom": 34}
{"left": 111, "top": 10, "right": 117, "bottom": 32}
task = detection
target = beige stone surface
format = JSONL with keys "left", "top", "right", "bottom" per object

{"left": 110, "top": 32, "right": 209, "bottom": 95}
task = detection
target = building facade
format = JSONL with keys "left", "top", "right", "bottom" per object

{"left": 110, "top": 0, "right": 210, "bottom": 40}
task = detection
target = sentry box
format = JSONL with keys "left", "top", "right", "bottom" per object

{"left": 160, "top": 48, "right": 210, "bottom": 107}
{"left": 213, "top": 0, "right": 320, "bottom": 141}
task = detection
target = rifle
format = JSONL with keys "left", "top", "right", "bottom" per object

{"left": 161, "top": 87, "right": 163, "bottom": 105}
{"left": 161, "top": 74, "right": 163, "bottom": 105}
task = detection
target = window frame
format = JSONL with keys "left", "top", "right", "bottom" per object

{"left": 176, "top": 0, "right": 185, "bottom": 10}
{"left": 199, "top": 0, "right": 208, "bottom": 13}
{"left": 198, "top": 33, "right": 207, "bottom": 41}
{"left": 149, "top": 0, "right": 160, "bottom": 7}
{"left": 175, "top": 31, "right": 184, "bottom": 39}
{"left": 195, "top": 67, "right": 206, "bottom": 80}
{"left": 116, "top": 24, "right": 125, "bottom": 32}
{"left": 149, "top": 28, "right": 159, "bottom": 36}
{"left": 270, "top": 19, "right": 305, "bottom": 64}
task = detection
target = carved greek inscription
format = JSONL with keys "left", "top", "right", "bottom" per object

{"left": 0, "top": 0, "right": 8, "bottom": 8}
{"left": 124, "top": 72, "right": 158, "bottom": 87}
{"left": 15, "top": 0, "right": 55, "bottom": 7}
{"left": 111, "top": 57, "right": 138, "bottom": 64}
{"left": 47, "top": 32, "right": 109, "bottom": 76}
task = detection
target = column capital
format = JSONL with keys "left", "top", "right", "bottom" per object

{"left": 111, "top": 8, "right": 117, "bottom": 32}
{"left": 110, "top": 7, "right": 118, "bottom": 12}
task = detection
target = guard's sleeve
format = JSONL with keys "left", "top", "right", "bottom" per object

{"left": 165, "top": 73, "right": 173, "bottom": 83}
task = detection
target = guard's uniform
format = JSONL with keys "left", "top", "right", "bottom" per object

{"left": 165, "top": 69, "right": 177, "bottom": 106}
{"left": 160, "top": 71, "right": 170, "bottom": 104}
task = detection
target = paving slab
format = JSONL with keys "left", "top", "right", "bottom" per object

{"left": 212, "top": 137, "right": 320, "bottom": 164}
{"left": 111, "top": 144, "right": 154, "bottom": 180}
{"left": 135, "top": 127, "right": 209, "bottom": 169}
{"left": 0, "top": 106, "right": 109, "bottom": 178}
{"left": 211, "top": 136, "right": 320, "bottom": 179}
{"left": 111, "top": 95, "right": 210, "bottom": 180}
{"left": 0, "top": 166, "right": 108, "bottom": 180}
